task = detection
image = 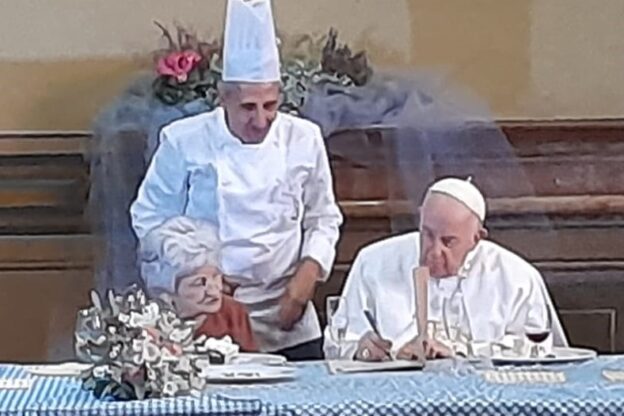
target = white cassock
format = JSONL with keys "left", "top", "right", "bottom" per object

{"left": 131, "top": 107, "right": 343, "bottom": 352}
{"left": 324, "top": 232, "right": 568, "bottom": 359}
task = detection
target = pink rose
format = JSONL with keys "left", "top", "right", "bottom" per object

{"left": 157, "top": 50, "right": 202, "bottom": 83}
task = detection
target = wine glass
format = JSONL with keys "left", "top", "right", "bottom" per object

{"left": 439, "top": 294, "right": 486, "bottom": 374}
{"left": 326, "top": 296, "right": 348, "bottom": 359}
{"left": 442, "top": 293, "right": 465, "bottom": 360}
{"left": 525, "top": 304, "right": 552, "bottom": 358}
{"left": 442, "top": 291, "right": 482, "bottom": 359}
{"left": 442, "top": 291, "right": 465, "bottom": 344}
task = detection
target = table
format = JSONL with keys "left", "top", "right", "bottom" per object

{"left": 2, "top": 357, "right": 624, "bottom": 416}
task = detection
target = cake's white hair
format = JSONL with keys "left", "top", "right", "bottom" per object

{"left": 139, "top": 216, "right": 220, "bottom": 294}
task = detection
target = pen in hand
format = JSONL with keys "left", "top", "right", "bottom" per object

{"left": 363, "top": 309, "right": 393, "bottom": 360}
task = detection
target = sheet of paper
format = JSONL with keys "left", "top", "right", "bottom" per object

{"left": 0, "top": 378, "right": 33, "bottom": 390}
{"left": 413, "top": 267, "right": 429, "bottom": 335}
{"left": 327, "top": 360, "right": 424, "bottom": 375}
{"left": 411, "top": 266, "right": 429, "bottom": 364}
{"left": 482, "top": 370, "right": 565, "bottom": 384}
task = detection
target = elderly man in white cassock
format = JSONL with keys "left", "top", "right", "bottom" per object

{"left": 130, "top": 0, "right": 342, "bottom": 360}
{"left": 324, "top": 177, "right": 567, "bottom": 361}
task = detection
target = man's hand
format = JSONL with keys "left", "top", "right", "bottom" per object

{"left": 397, "top": 336, "right": 453, "bottom": 361}
{"left": 423, "top": 338, "right": 453, "bottom": 359}
{"left": 355, "top": 331, "right": 392, "bottom": 361}
{"left": 396, "top": 335, "right": 426, "bottom": 361}
{"left": 279, "top": 259, "right": 321, "bottom": 330}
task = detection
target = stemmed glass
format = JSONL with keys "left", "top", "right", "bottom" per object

{"left": 525, "top": 304, "right": 552, "bottom": 358}
{"left": 440, "top": 294, "right": 483, "bottom": 374}
{"left": 442, "top": 290, "right": 467, "bottom": 345}
{"left": 326, "top": 296, "right": 348, "bottom": 359}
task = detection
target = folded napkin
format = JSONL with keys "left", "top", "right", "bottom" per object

{"left": 482, "top": 370, "right": 565, "bottom": 384}
{"left": 327, "top": 360, "right": 424, "bottom": 375}
{"left": 0, "top": 378, "right": 33, "bottom": 390}
{"left": 603, "top": 370, "right": 624, "bottom": 382}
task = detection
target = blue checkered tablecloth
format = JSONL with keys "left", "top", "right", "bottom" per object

{"left": 0, "top": 365, "right": 262, "bottom": 416}
{"left": 2, "top": 357, "right": 624, "bottom": 416}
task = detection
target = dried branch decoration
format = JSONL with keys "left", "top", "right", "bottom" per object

{"left": 150, "top": 23, "right": 371, "bottom": 113}
{"left": 321, "top": 28, "right": 372, "bottom": 86}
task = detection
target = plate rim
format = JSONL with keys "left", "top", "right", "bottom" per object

{"left": 229, "top": 352, "right": 288, "bottom": 364}
{"left": 24, "top": 362, "right": 91, "bottom": 376}
{"left": 490, "top": 346, "right": 597, "bottom": 365}
{"left": 202, "top": 365, "right": 295, "bottom": 382}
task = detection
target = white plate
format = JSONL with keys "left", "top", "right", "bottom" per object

{"left": 229, "top": 353, "right": 287, "bottom": 366}
{"left": 491, "top": 347, "right": 597, "bottom": 365}
{"left": 201, "top": 364, "right": 295, "bottom": 383}
{"left": 25, "top": 362, "right": 91, "bottom": 377}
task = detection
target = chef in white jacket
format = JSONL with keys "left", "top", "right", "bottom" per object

{"left": 324, "top": 177, "right": 567, "bottom": 361}
{"left": 131, "top": 0, "right": 342, "bottom": 360}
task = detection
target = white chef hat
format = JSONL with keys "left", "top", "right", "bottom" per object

{"left": 221, "top": 0, "right": 281, "bottom": 83}
{"left": 139, "top": 216, "right": 221, "bottom": 294}
{"left": 427, "top": 177, "right": 486, "bottom": 222}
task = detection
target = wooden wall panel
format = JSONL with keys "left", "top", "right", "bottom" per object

{"left": 0, "top": 132, "right": 92, "bottom": 362}
{"left": 0, "top": 270, "right": 92, "bottom": 362}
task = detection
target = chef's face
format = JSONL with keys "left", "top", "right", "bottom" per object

{"left": 219, "top": 81, "right": 280, "bottom": 144}
{"left": 174, "top": 265, "right": 223, "bottom": 318}
{"left": 419, "top": 193, "right": 486, "bottom": 278}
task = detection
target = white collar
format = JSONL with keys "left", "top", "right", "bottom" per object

{"left": 457, "top": 241, "right": 482, "bottom": 279}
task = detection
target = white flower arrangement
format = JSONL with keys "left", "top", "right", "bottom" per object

{"left": 75, "top": 286, "right": 239, "bottom": 400}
